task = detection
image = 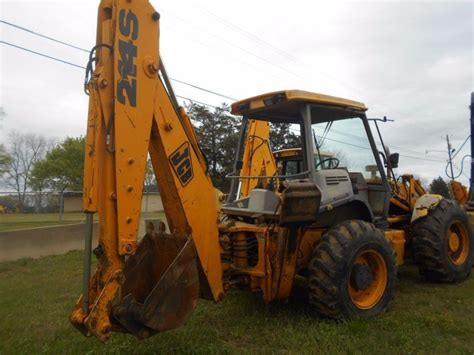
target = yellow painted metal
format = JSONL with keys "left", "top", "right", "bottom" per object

{"left": 450, "top": 180, "right": 469, "bottom": 205}
{"left": 349, "top": 250, "right": 388, "bottom": 310}
{"left": 297, "top": 229, "right": 323, "bottom": 268}
{"left": 273, "top": 148, "right": 301, "bottom": 159}
{"left": 113, "top": 0, "right": 159, "bottom": 256}
{"left": 233, "top": 232, "right": 249, "bottom": 269}
{"left": 383, "top": 230, "right": 405, "bottom": 265}
{"left": 73, "top": 0, "right": 129, "bottom": 342}
{"left": 411, "top": 194, "right": 442, "bottom": 223}
{"left": 75, "top": 0, "right": 473, "bottom": 340}
{"left": 149, "top": 79, "right": 224, "bottom": 298}
{"left": 239, "top": 119, "right": 277, "bottom": 197}
{"left": 224, "top": 222, "right": 271, "bottom": 300}
{"left": 72, "top": 0, "right": 223, "bottom": 341}
{"left": 468, "top": 211, "right": 474, "bottom": 225}
{"left": 389, "top": 175, "right": 427, "bottom": 214}
{"left": 386, "top": 215, "right": 409, "bottom": 224}
{"left": 223, "top": 222, "right": 305, "bottom": 303}
{"left": 270, "top": 227, "right": 303, "bottom": 301}
{"left": 231, "top": 90, "right": 367, "bottom": 115}
{"left": 447, "top": 221, "right": 469, "bottom": 265}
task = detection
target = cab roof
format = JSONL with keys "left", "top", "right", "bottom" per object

{"left": 231, "top": 90, "right": 367, "bottom": 123}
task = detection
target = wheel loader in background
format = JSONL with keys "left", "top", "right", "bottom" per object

{"left": 71, "top": 0, "right": 474, "bottom": 342}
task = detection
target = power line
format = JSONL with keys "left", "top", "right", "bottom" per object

{"left": 326, "top": 124, "right": 445, "bottom": 159}
{"left": 311, "top": 124, "right": 446, "bottom": 161}
{"left": 1, "top": 14, "right": 448, "bottom": 137}
{"left": 323, "top": 134, "right": 446, "bottom": 163}
{"left": 179, "top": 5, "right": 446, "bottom": 135}
{"left": 183, "top": 4, "right": 389, "bottom": 103}
{"left": 0, "top": 40, "right": 86, "bottom": 69}
{"left": 306, "top": 127, "right": 447, "bottom": 163}
{"left": 0, "top": 41, "right": 231, "bottom": 111}
{"left": 194, "top": 6, "right": 296, "bottom": 63}
{"left": 182, "top": 3, "right": 362, "bottom": 91}
{"left": 158, "top": 9, "right": 304, "bottom": 80}
{"left": 451, "top": 135, "right": 471, "bottom": 159}
{"left": 0, "top": 19, "right": 89, "bottom": 53}
{"left": 0, "top": 16, "right": 442, "bottom": 138}
{"left": 171, "top": 78, "right": 236, "bottom": 101}
{"left": 3, "top": 36, "right": 441, "bottom": 163}
{"left": 400, "top": 153, "right": 446, "bottom": 163}
{"left": 0, "top": 22, "right": 457, "bottom": 165}
{"left": 177, "top": 95, "right": 230, "bottom": 110}
{"left": 0, "top": 20, "right": 236, "bottom": 102}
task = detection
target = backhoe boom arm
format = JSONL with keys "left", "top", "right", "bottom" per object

{"left": 71, "top": 0, "right": 223, "bottom": 342}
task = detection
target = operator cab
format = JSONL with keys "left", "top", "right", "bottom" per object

{"left": 223, "top": 90, "right": 390, "bottom": 228}
{"left": 274, "top": 148, "right": 338, "bottom": 177}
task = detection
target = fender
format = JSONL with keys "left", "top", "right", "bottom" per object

{"left": 411, "top": 193, "right": 443, "bottom": 223}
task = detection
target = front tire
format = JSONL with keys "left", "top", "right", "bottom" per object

{"left": 308, "top": 220, "right": 397, "bottom": 319}
{"left": 411, "top": 199, "right": 473, "bottom": 282}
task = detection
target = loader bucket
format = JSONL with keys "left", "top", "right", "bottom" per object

{"left": 111, "top": 224, "right": 200, "bottom": 338}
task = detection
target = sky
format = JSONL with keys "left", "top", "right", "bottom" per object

{"left": 0, "top": 0, "right": 473, "bottom": 184}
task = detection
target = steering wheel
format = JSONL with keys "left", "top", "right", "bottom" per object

{"left": 315, "top": 157, "right": 340, "bottom": 170}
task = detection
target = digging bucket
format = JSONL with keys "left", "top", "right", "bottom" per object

{"left": 111, "top": 222, "right": 200, "bottom": 338}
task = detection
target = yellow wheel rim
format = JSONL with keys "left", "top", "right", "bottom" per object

{"left": 349, "top": 250, "right": 388, "bottom": 310}
{"left": 447, "top": 221, "right": 469, "bottom": 265}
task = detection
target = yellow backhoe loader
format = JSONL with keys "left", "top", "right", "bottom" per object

{"left": 71, "top": 0, "right": 474, "bottom": 342}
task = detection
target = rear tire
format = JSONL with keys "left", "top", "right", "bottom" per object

{"left": 411, "top": 199, "right": 473, "bottom": 282}
{"left": 308, "top": 220, "right": 397, "bottom": 319}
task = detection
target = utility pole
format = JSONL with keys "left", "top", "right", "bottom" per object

{"left": 467, "top": 92, "right": 474, "bottom": 209}
{"left": 446, "top": 134, "right": 455, "bottom": 182}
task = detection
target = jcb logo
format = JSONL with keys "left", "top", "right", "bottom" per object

{"left": 170, "top": 142, "right": 194, "bottom": 186}
{"left": 117, "top": 9, "right": 138, "bottom": 107}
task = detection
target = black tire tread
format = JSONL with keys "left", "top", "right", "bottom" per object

{"left": 411, "top": 199, "right": 473, "bottom": 282}
{"left": 308, "top": 220, "right": 397, "bottom": 319}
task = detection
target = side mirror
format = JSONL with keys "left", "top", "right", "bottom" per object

{"left": 389, "top": 153, "right": 399, "bottom": 169}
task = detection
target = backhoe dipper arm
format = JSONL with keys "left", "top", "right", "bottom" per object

{"left": 239, "top": 119, "right": 277, "bottom": 197}
{"left": 71, "top": 0, "right": 223, "bottom": 342}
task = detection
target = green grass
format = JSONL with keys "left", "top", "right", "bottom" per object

{"left": 1, "top": 252, "right": 473, "bottom": 353}
{"left": 0, "top": 212, "right": 85, "bottom": 232}
{"left": 0, "top": 212, "right": 164, "bottom": 232}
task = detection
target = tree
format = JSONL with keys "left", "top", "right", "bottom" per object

{"left": 187, "top": 103, "right": 240, "bottom": 191}
{"left": 269, "top": 123, "right": 301, "bottom": 151}
{"left": 0, "top": 144, "right": 12, "bottom": 175}
{"left": 31, "top": 136, "right": 85, "bottom": 194}
{"left": 3, "top": 131, "right": 51, "bottom": 210}
{"left": 144, "top": 157, "right": 158, "bottom": 192}
{"left": 429, "top": 176, "right": 450, "bottom": 198}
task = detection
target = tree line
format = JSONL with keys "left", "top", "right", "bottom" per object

{"left": 0, "top": 102, "right": 451, "bottom": 212}
{"left": 0, "top": 103, "right": 299, "bottom": 212}
{"left": 0, "top": 133, "right": 85, "bottom": 212}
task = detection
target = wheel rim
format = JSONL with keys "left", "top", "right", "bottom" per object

{"left": 348, "top": 250, "right": 388, "bottom": 310}
{"left": 447, "top": 221, "right": 469, "bottom": 265}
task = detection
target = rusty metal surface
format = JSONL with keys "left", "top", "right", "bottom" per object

{"left": 111, "top": 228, "right": 200, "bottom": 338}
{"left": 279, "top": 180, "right": 321, "bottom": 226}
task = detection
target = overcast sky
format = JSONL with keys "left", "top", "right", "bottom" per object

{"left": 0, "top": 0, "right": 473, "bottom": 184}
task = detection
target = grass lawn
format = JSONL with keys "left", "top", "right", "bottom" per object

{"left": 0, "top": 212, "right": 164, "bottom": 232}
{"left": 0, "top": 252, "right": 473, "bottom": 353}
